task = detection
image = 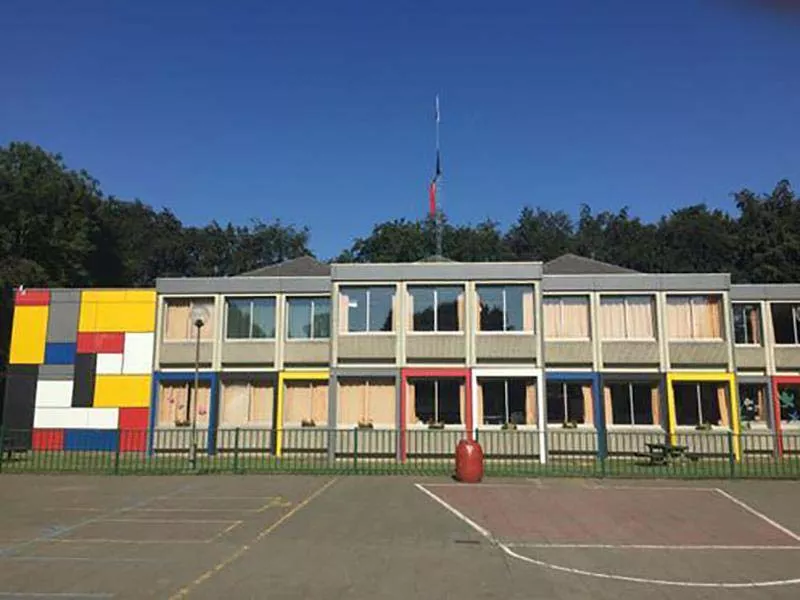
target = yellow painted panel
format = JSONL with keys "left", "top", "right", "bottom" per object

{"left": 667, "top": 371, "right": 733, "bottom": 383}
{"left": 93, "top": 375, "right": 152, "bottom": 408}
{"left": 280, "top": 370, "right": 330, "bottom": 380}
{"left": 9, "top": 306, "right": 49, "bottom": 364}
{"left": 79, "top": 289, "right": 156, "bottom": 333}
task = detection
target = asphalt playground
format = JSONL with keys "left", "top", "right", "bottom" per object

{"left": 1, "top": 474, "right": 799, "bottom": 599}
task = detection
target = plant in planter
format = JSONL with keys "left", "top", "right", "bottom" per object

{"left": 301, "top": 419, "right": 316, "bottom": 428}
{"left": 357, "top": 420, "right": 374, "bottom": 429}
{"left": 695, "top": 421, "right": 713, "bottom": 431}
{"left": 428, "top": 420, "right": 445, "bottom": 430}
{"left": 562, "top": 420, "right": 578, "bottom": 429}
{"left": 174, "top": 418, "right": 190, "bottom": 428}
{"left": 501, "top": 422, "right": 518, "bottom": 430}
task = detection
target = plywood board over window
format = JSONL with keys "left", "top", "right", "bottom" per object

{"left": 284, "top": 381, "right": 329, "bottom": 426}
{"left": 338, "top": 378, "right": 395, "bottom": 427}
{"left": 157, "top": 381, "right": 210, "bottom": 428}
{"left": 220, "top": 381, "right": 274, "bottom": 427}
{"left": 543, "top": 296, "right": 590, "bottom": 339}
{"left": 164, "top": 299, "right": 215, "bottom": 341}
{"left": 667, "top": 296, "right": 722, "bottom": 340}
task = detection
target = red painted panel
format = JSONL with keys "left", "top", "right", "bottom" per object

{"left": 15, "top": 289, "right": 50, "bottom": 306}
{"left": 32, "top": 429, "right": 64, "bottom": 450}
{"left": 76, "top": 332, "right": 125, "bottom": 354}
{"left": 118, "top": 408, "right": 149, "bottom": 452}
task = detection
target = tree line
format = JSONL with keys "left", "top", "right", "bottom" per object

{"left": 2, "top": 140, "right": 800, "bottom": 371}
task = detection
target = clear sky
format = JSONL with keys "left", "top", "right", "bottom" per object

{"left": 2, "top": 0, "right": 799, "bottom": 259}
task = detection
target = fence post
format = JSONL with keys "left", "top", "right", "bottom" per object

{"left": 353, "top": 426, "right": 359, "bottom": 474}
{"left": 114, "top": 433, "right": 121, "bottom": 475}
{"left": 233, "top": 428, "right": 240, "bottom": 473}
{"left": 728, "top": 430, "right": 736, "bottom": 479}
{"left": 0, "top": 424, "right": 5, "bottom": 474}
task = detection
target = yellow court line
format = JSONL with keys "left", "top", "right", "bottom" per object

{"left": 98, "top": 518, "right": 241, "bottom": 524}
{"left": 168, "top": 477, "right": 338, "bottom": 600}
{"left": 208, "top": 521, "right": 243, "bottom": 541}
{"left": 51, "top": 539, "right": 211, "bottom": 544}
{"left": 125, "top": 508, "right": 262, "bottom": 513}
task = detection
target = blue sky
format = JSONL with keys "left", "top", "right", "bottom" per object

{"left": 2, "top": 0, "right": 799, "bottom": 259}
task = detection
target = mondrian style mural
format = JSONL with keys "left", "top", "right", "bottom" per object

{"left": 4, "top": 289, "right": 156, "bottom": 451}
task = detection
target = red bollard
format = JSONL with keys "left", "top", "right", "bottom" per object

{"left": 455, "top": 438, "right": 484, "bottom": 483}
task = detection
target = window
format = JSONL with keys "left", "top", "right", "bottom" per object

{"left": 543, "top": 296, "right": 590, "bottom": 339}
{"left": 738, "top": 383, "right": 767, "bottom": 425}
{"left": 599, "top": 296, "right": 655, "bottom": 339}
{"left": 338, "top": 378, "right": 395, "bottom": 426}
{"left": 776, "top": 385, "right": 800, "bottom": 424}
{"left": 226, "top": 298, "right": 275, "bottom": 339}
{"left": 220, "top": 381, "right": 274, "bottom": 426}
{"left": 157, "top": 381, "right": 210, "bottom": 427}
{"left": 340, "top": 287, "right": 394, "bottom": 333}
{"left": 287, "top": 297, "right": 331, "bottom": 339}
{"left": 408, "top": 286, "right": 463, "bottom": 332}
{"left": 477, "top": 285, "right": 534, "bottom": 332}
{"left": 732, "top": 304, "right": 762, "bottom": 345}
{"left": 673, "top": 382, "right": 729, "bottom": 427}
{"left": 411, "top": 379, "right": 462, "bottom": 425}
{"left": 666, "top": 296, "right": 723, "bottom": 340}
{"left": 283, "top": 381, "right": 329, "bottom": 426}
{"left": 480, "top": 379, "right": 533, "bottom": 425}
{"left": 546, "top": 382, "right": 588, "bottom": 424}
{"left": 771, "top": 304, "right": 800, "bottom": 345}
{"left": 163, "top": 298, "right": 215, "bottom": 341}
{"left": 607, "top": 382, "right": 656, "bottom": 425}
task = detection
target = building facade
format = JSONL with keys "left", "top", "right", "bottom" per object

{"left": 4, "top": 254, "right": 799, "bottom": 460}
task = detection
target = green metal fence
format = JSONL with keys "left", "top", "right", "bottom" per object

{"left": 1, "top": 427, "right": 799, "bottom": 478}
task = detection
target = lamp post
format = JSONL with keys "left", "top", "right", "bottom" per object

{"left": 189, "top": 305, "right": 209, "bottom": 469}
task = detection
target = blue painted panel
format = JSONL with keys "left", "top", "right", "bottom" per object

{"left": 64, "top": 429, "right": 118, "bottom": 452}
{"left": 44, "top": 342, "right": 76, "bottom": 365}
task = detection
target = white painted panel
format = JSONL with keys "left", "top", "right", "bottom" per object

{"left": 35, "top": 380, "right": 74, "bottom": 408}
{"left": 34, "top": 407, "right": 89, "bottom": 429}
{"left": 85, "top": 408, "right": 119, "bottom": 429}
{"left": 123, "top": 333, "right": 154, "bottom": 374}
{"left": 96, "top": 353, "right": 123, "bottom": 375}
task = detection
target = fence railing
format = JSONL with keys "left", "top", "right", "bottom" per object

{"left": 1, "top": 427, "right": 799, "bottom": 478}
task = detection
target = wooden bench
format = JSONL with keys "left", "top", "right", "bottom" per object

{"left": 636, "top": 442, "right": 695, "bottom": 466}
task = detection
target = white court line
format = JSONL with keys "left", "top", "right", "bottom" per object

{"left": 415, "top": 483, "right": 800, "bottom": 589}
{"left": 97, "top": 518, "right": 239, "bottom": 524}
{"left": 0, "top": 594, "right": 112, "bottom": 598}
{"left": 713, "top": 488, "right": 800, "bottom": 543}
{"left": 582, "top": 484, "right": 717, "bottom": 492}
{"left": 504, "top": 543, "right": 800, "bottom": 550}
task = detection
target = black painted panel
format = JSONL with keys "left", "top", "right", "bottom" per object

{"left": 3, "top": 364, "right": 38, "bottom": 432}
{"left": 71, "top": 353, "right": 97, "bottom": 408}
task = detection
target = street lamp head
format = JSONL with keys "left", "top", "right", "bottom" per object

{"left": 191, "top": 305, "right": 210, "bottom": 329}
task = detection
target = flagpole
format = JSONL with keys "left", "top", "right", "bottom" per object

{"left": 434, "top": 95, "right": 443, "bottom": 257}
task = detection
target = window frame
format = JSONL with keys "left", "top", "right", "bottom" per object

{"left": 543, "top": 294, "right": 591, "bottom": 341}
{"left": 599, "top": 295, "right": 656, "bottom": 342}
{"left": 545, "top": 381, "right": 589, "bottom": 426}
{"left": 732, "top": 302, "right": 763, "bottom": 347}
{"left": 340, "top": 285, "right": 395, "bottom": 335}
{"left": 606, "top": 382, "right": 658, "bottom": 427}
{"left": 286, "top": 296, "right": 331, "bottom": 341}
{"left": 407, "top": 285, "right": 464, "bottom": 334}
{"left": 673, "top": 382, "right": 728, "bottom": 429}
{"left": 223, "top": 296, "right": 277, "bottom": 342}
{"left": 219, "top": 380, "right": 274, "bottom": 427}
{"left": 476, "top": 284, "right": 535, "bottom": 334}
{"left": 770, "top": 303, "right": 800, "bottom": 346}
{"left": 479, "top": 378, "right": 530, "bottom": 427}
{"left": 162, "top": 297, "right": 215, "bottom": 342}
{"left": 409, "top": 379, "right": 464, "bottom": 428}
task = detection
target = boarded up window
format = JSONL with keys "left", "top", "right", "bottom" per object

{"left": 158, "top": 381, "right": 210, "bottom": 427}
{"left": 338, "top": 378, "right": 395, "bottom": 427}
{"left": 220, "top": 381, "right": 274, "bottom": 427}
{"left": 284, "top": 381, "right": 329, "bottom": 426}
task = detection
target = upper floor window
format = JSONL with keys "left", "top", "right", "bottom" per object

{"left": 599, "top": 296, "right": 654, "bottom": 340}
{"left": 163, "top": 298, "right": 215, "bottom": 341}
{"left": 477, "top": 285, "right": 534, "bottom": 332}
{"left": 287, "top": 297, "right": 331, "bottom": 339}
{"left": 666, "top": 295, "right": 722, "bottom": 340}
{"left": 771, "top": 303, "right": 800, "bottom": 345}
{"left": 732, "top": 303, "right": 762, "bottom": 345}
{"left": 226, "top": 298, "right": 275, "bottom": 340}
{"left": 408, "top": 286, "right": 463, "bottom": 332}
{"left": 340, "top": 286, "right": 394, "bottom": 333}
{"left": 543, "top": 296, "right": 590, "bottom": 339}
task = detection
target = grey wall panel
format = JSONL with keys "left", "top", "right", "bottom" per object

{"left": 331, "top": 367, "right": 399, "bottom": 379}
{"left": 157, "top": 277, "right": 330, "bottom": 295}
{"left": 406, "top": 334, "right": 466, "bottom": 362}
{"left": 543, "top": 273, "right": 729, "bottom": 292}
{"left": 475, "top": 334, "right": 538, "bottom": 362}
{"left": 774, "top": 347, "right": 800, "bottom": 371}
{"left": 332, "top": 262, "right": 543, "bottom": 282}
{"left": 220, "top": 341, "right": 276, "bottom": 366}
{"left": 668, "top": 342, "right": 728, "bottom": 367}
{"left": 39, "top": 365, "right": 76, "bottom": 380}
{"left": 159, "top": 342, "right": 214, "bottom": 366}
{"left": 602, "top": 341, "right": 660, "bottom": 366}
{"left": 283, "top": 340, "right": 330, "bottom": 365}
{"left": 46, "top": 291, "right": 80, "bottom": 343}
{"left": 544, "top": 341, "right": 594, "bottom": 365}
{"left": 734, "top": 347, "right": 767, "bottom": 370}
{"left": 731, "top": 284, "right": 800, "bottom": 301}
{"left": 337, "top": 335, "right": 397, "bottom": 363}
{"left": 218, "top": 371, "right": 278, "bottom": 383}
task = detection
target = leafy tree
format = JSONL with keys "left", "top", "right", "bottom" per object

{"left": 504, "top": 207, "right": 574, "bottom": 261}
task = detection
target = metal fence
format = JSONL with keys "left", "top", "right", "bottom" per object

{"left": 1, "top": 427, "right": 799, "bottom": 478}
